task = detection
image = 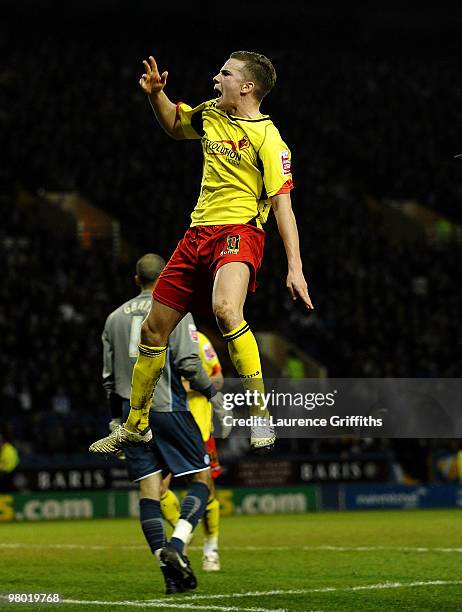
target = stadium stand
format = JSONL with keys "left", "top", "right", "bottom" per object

{"left": 1, "top": 5, "right": 461, "bottom": 481}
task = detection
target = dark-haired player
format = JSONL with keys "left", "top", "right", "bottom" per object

{"left": 93, "top": 253, "right": 222, "bottom": 594}
{"left": 90, "top": 51, "right": 313, "bottom": 455}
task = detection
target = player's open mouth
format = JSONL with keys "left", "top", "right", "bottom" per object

{"left": 214, "top": 87, "right": 222, "bottom": 100}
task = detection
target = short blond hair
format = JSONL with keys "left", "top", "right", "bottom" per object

{"left": 230, "top": 51, "right": 277, "bottom": 101}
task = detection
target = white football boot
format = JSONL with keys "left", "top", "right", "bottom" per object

{"left": 89, "top": 424, "right": 152, "bottom": 455}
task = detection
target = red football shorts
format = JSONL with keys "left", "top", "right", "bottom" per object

{"left": 205, "top": 435, "right": 222, "bottom": 479}
{"left": 153, "top": 224, "right": 265, "bottom": 314}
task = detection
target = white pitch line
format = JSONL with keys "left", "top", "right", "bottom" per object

{"left": 2, "top": 543, "right": 462, "bottom": 553}
{"left": 60, "top": 599, "right": 287, "bottom": 612}
{"left": 303, "top": 545, "right": 462, "bottom": 553}
{"left": 143, "top": 580, "right": 462, "bottom": 603}
{"left": 0, "top": 543, "right": 109, "bottom": 550}
{"left": 54, "top": 580, "right": 462, "bottom": 609}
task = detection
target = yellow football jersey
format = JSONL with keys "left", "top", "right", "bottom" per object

{"left": 177, "top": 99, "right": 293, "bottom": 228}
{"left": 0, "top": 442, "right": 19, "bottom": 473}
{"left": 188, "top": 331, "right": 222, "bottom": 442}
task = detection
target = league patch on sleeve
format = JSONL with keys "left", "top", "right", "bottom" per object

{"left": 203, "top": 343, "right": 216, "bottom": 362}
{"left": 280, "top": 149, "right": 291, "bottom": 175}
{"left": 188, "top": 323, "right": 199, "bottom": 342}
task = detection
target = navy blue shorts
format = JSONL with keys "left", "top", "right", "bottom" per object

{"left": 122, "top": 402, "right": 210, "bottom": 482}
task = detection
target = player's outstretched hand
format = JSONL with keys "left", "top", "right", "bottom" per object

{"left": 139, "top": 56, "right": 168, "bottom": 96}
{"left": 287, "top": 269, "right": 314, "bottom": 311}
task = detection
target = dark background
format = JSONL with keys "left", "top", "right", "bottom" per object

{"left": 1, "top": 0, "right": 461, "bottom": 484}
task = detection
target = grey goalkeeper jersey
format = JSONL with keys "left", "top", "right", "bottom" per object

{"left": 102, "top": 290, "right": 212, "bottom": 411}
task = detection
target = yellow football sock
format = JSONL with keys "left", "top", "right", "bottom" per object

{"left": 160, "top": 489, "right": 180, "bottom": 529}
{"left": 125, "top": 344, "right": 167, "bottom": 432}
{"left": 223, "top": 321, "right": 267, "bottom": 418}
{"left": 203, "top": 496, "right": 220, "bottom": 539}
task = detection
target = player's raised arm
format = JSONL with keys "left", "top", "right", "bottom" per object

{"left": 139, "top": 55, "right": 185, "bottom": 140}
{"left": 272, "top": 193, "right": 314, "bottom": 311}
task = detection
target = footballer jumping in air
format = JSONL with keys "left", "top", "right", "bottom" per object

{"left": 90, "top": 51, "right": 313, "bottom": 455}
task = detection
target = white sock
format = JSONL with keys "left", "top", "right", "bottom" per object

{"left": 203, "top": 535, "right": 218, "bottom": 555}
{"left": 172, "top": 518, "right": 193, "bottom": 544}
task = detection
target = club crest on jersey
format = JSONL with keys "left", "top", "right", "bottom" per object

{"left": 220, "top": 234, "right": 241, "bottom": 256}
{"left": 238, "top": 136, "right": 250, "bottom": 150}
{"left": 280, "top": 149, "right": 291, "bottom": 175}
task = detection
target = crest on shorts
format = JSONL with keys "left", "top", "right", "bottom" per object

{"left": 226, "top": 234, "right": 241, "bottom": 253}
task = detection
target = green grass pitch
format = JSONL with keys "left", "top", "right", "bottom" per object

{"left": 0, "top": 509, "right": 461, "bottom": 611}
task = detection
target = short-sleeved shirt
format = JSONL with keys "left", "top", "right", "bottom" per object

{"left": 177, "top": 99, "right": 293, "bottom": 228}
{"left": 187, "top": 331, "right": 222, "bottom": 441}
{"left": 198, "top": 331, "right": 222, "bottom": 377}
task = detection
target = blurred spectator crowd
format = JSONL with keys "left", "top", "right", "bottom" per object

{"left": 0, "top": 195, "right": 134, "bottom": 460}
{"left": 1, "top": 20, "right": 461, "bottom": 470}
